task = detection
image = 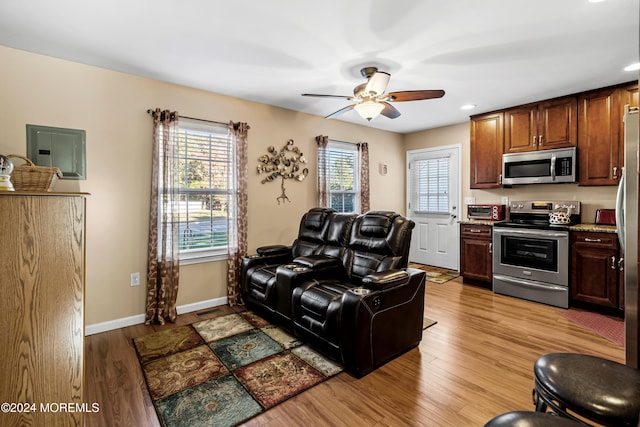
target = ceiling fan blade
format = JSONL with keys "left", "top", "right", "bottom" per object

{"left": 364, "top": 71, "right": 390, "bottom": 96}
{"left": 380, "top": 102, "right": 401, "bottom": 119}
{"left": 388, "top": 90, "right": 445, "bottom": 102}
{"left": 302, "top": 93, "right": 352, "bottom": 100}
{"left": 325, "top": 104, "right": 355, "bottom": 119}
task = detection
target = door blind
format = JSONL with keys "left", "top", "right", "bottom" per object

{"left": 413, "top": 157, "right": 449, "bottom": 214}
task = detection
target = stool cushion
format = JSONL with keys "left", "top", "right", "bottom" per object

{"left": 485, "top": 411, "right": 583, "bottom": 427}
{"left": 534, "top": 353, "right": 640, "bottom": 426}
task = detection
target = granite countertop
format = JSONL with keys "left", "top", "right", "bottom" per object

{"left": 458, "top": 220, "right": 617, "bottom": 233}
{"left": 458, "top": 219, "right": 505, "bottom": 226}
{"left": 569, "top": 223, "right": 617, "bottom": 233}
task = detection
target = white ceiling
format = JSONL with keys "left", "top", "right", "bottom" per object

{"left": 0, "top": 0, "right": 638, "bottom": 134}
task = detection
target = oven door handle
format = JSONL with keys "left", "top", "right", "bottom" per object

{"left": 493, "top": 274, "right": 567, "bottom": 292}
{"left": 493, "top": 228, "right": 568, "bottom": 239}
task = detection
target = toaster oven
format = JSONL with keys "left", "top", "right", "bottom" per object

{"left": 467, "top": 204, "right": 506, "bottom": 221}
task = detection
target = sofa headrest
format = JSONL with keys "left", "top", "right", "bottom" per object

{"left": 349, "top": 211, "right": 414, "bottom": 259}
{"left": 304, "top": 207, "right": 334, "bottom": 230}
{"left": 358, "top": 211, "right": 397, "bottom": 238}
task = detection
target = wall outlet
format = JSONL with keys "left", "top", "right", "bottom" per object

{"left": 464, "top": 197, "right": 476, "bottom": 205}
{"left": 501, "top": 196, "right": 509, "bottom": 205}
{"left": 130, "top": 272, "right": 141, "bottom": 287}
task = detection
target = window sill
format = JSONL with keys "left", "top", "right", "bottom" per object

{"left": 180, "top": 252, "right": 228, "bottom": 265}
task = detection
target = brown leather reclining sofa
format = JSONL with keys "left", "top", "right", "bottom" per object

{"left": 240, "top": 208, "right": 427, "bottom": 377}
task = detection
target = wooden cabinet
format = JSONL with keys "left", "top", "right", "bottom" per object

{"left": 460, "top": 224, "right": 493, "bottom": 287}
{"left": 0, "top": 193, "right": 86, "bottom": 427}
{"left": 469, "top": 81, "right": 637, "bottom": 189}
{"left": 578, "top": 83, "right": 639, "bottom": 186}
{"left": 504, "top": 96, "right": 577, "bottom": 153}
{"left": 570, "top": 231, "right": 623, "bottom": 311}
{"left": 470, "top": 112, "right": 503, "bottom": 189}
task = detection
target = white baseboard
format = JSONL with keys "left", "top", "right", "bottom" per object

{"left": 84, "top": 296, "right": 228, "bottom": 336}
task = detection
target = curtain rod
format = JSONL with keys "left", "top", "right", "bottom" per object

{"left": 330, "top": 138, "right": 368, "bottom": 146}
{"left": 180, "top": 115, "right": 229, "bottom": 126}
{"left": 146, "top": 109, "right": 228, "bottom": 126}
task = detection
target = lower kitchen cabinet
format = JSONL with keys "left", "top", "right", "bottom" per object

{"left": 570, "top": 231, "right": 623, "bottom": 312}
{"left": 460, "top": 224, "right": 493, "bottom": 288}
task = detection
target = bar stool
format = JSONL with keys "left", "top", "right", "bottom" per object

{"left": 485, "top": 411, "right": 583, "bottom": 427}
{"left": 533, "top": 353, "right": 640, "bottom": 427}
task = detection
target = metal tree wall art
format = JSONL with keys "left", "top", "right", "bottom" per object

{"left": 257, "top": 139, "right": 309, "bottom": 204}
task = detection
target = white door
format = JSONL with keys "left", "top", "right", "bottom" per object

{"left": 406, "top": 145, "right": 460, "bottom": 270}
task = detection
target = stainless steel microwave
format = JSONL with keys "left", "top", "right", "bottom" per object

{"left": 502, "top": 147, "right": 576, "bottom": 185}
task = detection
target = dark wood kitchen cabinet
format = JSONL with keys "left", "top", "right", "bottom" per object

{"left": 504, "top": 96, "right": 577, "bottom": 154}
{"left": 470, "top": 112, "right": 503, "bottom": 189}
{"left": 460, "top": 224, "right": 493, "bottom": 287}
{"left": 578, "top": 83, "right": 639, "bottom": 186}
{"left": 570, "top": 231, "right": 623, "bottom": 312}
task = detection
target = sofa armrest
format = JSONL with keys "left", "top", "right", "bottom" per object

{"left": 293, "top": 255, "right": 340, "bottom": 269}
{"left": 338, "top": 267, "right": 427, "bottom": 377}
{"left": 361, "top": 269, "right": 409, "bottom": 291}
{"left": 256, "top": 244, "right": 291, "bottom": 256}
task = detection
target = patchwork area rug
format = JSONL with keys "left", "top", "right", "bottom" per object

{"left": 409, "top": 263, "right": 460, "bottom": 284}
{"left": 558, "top": 310, "right": 624, "bottom": 346}
{"left": 133, "top": 311, "right": 343, "bottom": 427}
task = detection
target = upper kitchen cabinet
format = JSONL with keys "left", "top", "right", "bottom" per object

{"left": 504, "top": 96, "right": 577, "bottom": 154}
{"left": 470, "top": 112, "right": 504, "bottom": 189}
{"left": 578, "top": 83, "right": 638, "bottom": 186}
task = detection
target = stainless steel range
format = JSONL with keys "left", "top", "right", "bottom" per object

{"left": 492, "top": 200, "right": 581, "bottom": 308}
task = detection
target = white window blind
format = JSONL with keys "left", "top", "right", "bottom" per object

{"left": 413, "top": 157, "right": 449, "bottom": 214}
{"left": 175, "top": 121, "right": 234, "bottom": 262}
{"left": 327, "top": 141, "right": 358, "bottom": 213}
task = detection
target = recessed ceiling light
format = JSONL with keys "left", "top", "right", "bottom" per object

{"left": 461, "top": 104, "right": 477, "bottom": 110}
{"left": 588, "top": 0, "right": 606, "bottom": 3}
{"left": 624, "top": 62, "right": 640, "bottom": 72}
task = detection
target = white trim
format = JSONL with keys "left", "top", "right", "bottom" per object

{"left": 84, "top": 296, "right": 228, "bottom": 336}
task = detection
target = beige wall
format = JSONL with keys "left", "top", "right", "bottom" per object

{"left": 0, "top": 46, "right": 405, "bottom": 327}
{"left": 404, "top": 122, "right": 618, "bottom": 222}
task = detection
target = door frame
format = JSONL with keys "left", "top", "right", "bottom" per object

{"left": 406, "top": 143, "right": 462, "bottom": 270}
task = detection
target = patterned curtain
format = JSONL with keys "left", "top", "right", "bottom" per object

{"left": 316, "top": 135, "right": 329, "bottom": 207}
{"left": 145, "top": 108, "right": 180, "bottom": 325}
{"left": 358, "top": 142, "right": 370, "bottom": 213}
{"left": 227, "top": 121, "right": 249, "bottom": 306}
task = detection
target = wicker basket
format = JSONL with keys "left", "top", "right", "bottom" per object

{"left": 8, "top": 154, "right": 62, "bottom": 192}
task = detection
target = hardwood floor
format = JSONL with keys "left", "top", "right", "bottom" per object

{"left": 84, "top": 278, "right": 623, "bottom": 426}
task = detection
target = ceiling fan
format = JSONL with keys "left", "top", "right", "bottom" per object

{"left": 302, "top": 66, "right": 445, "bottom": 121}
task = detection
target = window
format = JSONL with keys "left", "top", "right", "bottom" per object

{"left": 327, "top": 140, "right": 359, "bottom": 213}
{"left": 412, "top": 157, "right": 449, "bottom": 214}
{"left": 176, "top": 120, "right": 234, "bottom": 263}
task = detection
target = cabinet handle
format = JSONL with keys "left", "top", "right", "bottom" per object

{"left": 532, "top": 136, "right": 537, "bottom": 147}
{"left": 613, "top": 166, "right": 618, "bottom": 179}
{"left": 489, "top": 243, "right": 493, "bottom": 254}
{"left": 539, "top": 135, "right": 543, "bottom": 146}
{"left": 469, "top": 229, "right": 482, "bottom": 233}
{"left": 611, "top": 256, "right": 617, "bottom": 269}
{"left": 584, "top": 237, "right": 602, "bottom": 243}
{"left": 499, "top": 174, "right": 502, "bottom": 184}
{"left": 619, "top": 257, "right": 624, "bottom": 271}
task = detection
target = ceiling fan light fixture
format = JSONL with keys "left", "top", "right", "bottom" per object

{"left": 364, "top": 71, "right": 390, "bottom": 96}
{"left": 354, "top": 101, "right": 385, "bottom": 121}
